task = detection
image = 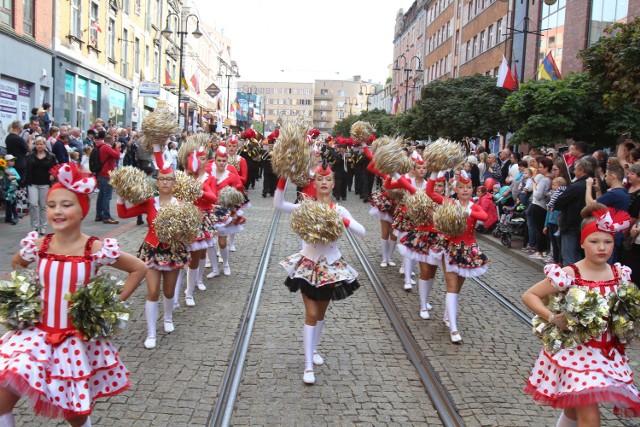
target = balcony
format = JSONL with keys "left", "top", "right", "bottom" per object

{"left": 314, "top": 93, "right": 333, "bottom": 100}
{"left": 313, "top": 115, "right": 332, "bottom": 121}
{"left": 314, "top": 105, "right": 332, "bottom": 111}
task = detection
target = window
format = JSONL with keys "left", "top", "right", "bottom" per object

{"left": 497, "top": 18, "right": 503, "bottom": 43}
{"left": 455, "top": 30, "right": 460, "bottom": 54}
{"left": 89, "top": 82, "right": 100, "bottom": 124}
{"left": 0, "top": 0, "right": 12, "bottom": 26}
{"left": 472, "top": 35, "right": 478, "bottom": 57}
{"left": 107, "top": 18, "right": 116, "bottom": 59}
{"left": 76, "top": 77, "right": 87, "bottom": 129}
{"left": 134, "top": 37, "right": 140, "bottom": 73}
{"left": 145, "top": 44, "right": 149, "bottom": 67}
{"left": 135, "top": 0, "right": 141, "bottom": 14}
{"left": 109, "top": 88, "right": 126, "bottom": 126}
{"left": 145, "top": 0, "right": 151, "bottom": 31}
{"left": 466, "top": 41, "right": 472, "bottom": 63}
{"left": 153, "top": 46, "right": 160, "bottom": 82}
{"left": 480, "top": 30, "right": 486, "bottom": 53}
{"left": 447, "top": 20, "right": 451, "bottom": 38}
{"left": 71, "top": 0, "right": 82, "bottom": 38}
{"left": 23, "top": 0, "right": 33, "bottom": 36}
{"left": 121, "top": 28, "right": 129, "bottom": 76}
{"left": 64, "top": 73, "right": 74, "bottom": 125}
{"left": 488, "top": 24, "right": 494, "bottom": 49}
{"left": 155, "top": 0, "right": 162, "bottom": 27}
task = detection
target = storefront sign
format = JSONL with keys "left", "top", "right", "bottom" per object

{"left": 140, "top": 82, "right": 161, "bottom": 97}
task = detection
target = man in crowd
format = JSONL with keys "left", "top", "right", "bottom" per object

{"left": 69, "top": 127, "right": 83, "bottom": 163}
{"left": 94, "top": 135, "right": 121, "bottom": 224}
{"left": 499, "top": 148, "right": 512, "bottom": 185}
{"left": 5, "top": 120, "right": 29, "bottom": 186}
{"left": 567, "top": 141, "right": 588, "bottom": 179}
{"left": 52, "top": 132, "right": 70, "bottom": 164}
{"left": 83, "top": 129, "right": 97, "bottom": 147}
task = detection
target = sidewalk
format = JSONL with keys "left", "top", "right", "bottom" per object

{"left": 475, "top": 229, "right": 547, "bottom": 271}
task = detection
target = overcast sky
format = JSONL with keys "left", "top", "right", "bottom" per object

{"left": 191, "top": 0, "right": 414, "bottom": 84}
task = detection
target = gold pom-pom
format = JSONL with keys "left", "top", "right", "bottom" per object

{"left": 140, "top": 109, "right": 179, "bottom": 152}
{"left": 405, "top": 191, "right": 438, "bottom": 226}
{"left": 421, "top": 138, "right": 466, "bottom": 172}
{"left": 290, "top": 199, "right": 344, "bottom": 244}
{"left": 172, "top": 170, "right": 201, "bottom": 203}
{"left": 218, "top": 186, "right": 245, "bottom": 209}
{"left": 386, "top": 188, "right": 406, "bottom": 202}
{"left": 373, "top": 137, "right": 412, "bottom": 176}
{"left": 177, "top": 137, "right": 204, "bottom": 170}
{"left": 433, "top": 201, "right": 468, "bottom": 236}
{"left": 350, "top": 121, "right": 375, "bottom": 143}
{"left": 371, "top": 135, "right": 393, "bottom": 153}
{"left": 109, "top": 166, "right": 155, "bottom": 205}
{"left": 271, "top": 121, "right": 313, "bottom": 187}
{"left": 154, "top": 203, "right": 202, "bottom": 247}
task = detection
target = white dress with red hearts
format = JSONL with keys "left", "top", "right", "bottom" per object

{"left": 0, "top": 232, "right": 129, "bottom": 419}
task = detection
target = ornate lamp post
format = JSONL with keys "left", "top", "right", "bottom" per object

{"left": 393, "top": 54, "right": 423, "bottom": 113}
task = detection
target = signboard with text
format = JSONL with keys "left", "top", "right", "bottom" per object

{"left": 140, "top": 82, "right": 161, "bottom": 97}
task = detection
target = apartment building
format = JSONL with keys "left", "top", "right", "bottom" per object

{"left": 314, "top": 78, "right": 367, "bottom": 134}
{"left": 0, "top": 0, "right": 54, "bottom": 129}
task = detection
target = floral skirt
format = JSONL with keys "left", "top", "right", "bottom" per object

{"left": 391, "top": 208, "right": 414, "bottom": 238}
{"left": 138, "top": 241, "right": 190, "bottom": 271}
{"left": 369, "top": 190, "right": 395, "bottom": 222}
{"left": 0, "top": 327, "right": 129, "bottom": 419}
{"left": 217, "top": 212, "right": 245, "bottom": 236}
{"left": 399, "top": 230, "right": 445, "bottom": 265}
{"left": 443, "top": 241, "right": 489, "bottom": 277}
{"left": 280, "top": 253, "right": 360, "bottom": 301}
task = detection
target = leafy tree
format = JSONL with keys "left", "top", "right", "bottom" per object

{"left": 501, "top": 73, "right": 640, "bottom": 146}
{"left": 400, "top": 74, "right": 511, "bottom": 141}
{"left": 579, "top": 17, "right": 640, "bottom": 109}
{"left": 332, "top": 109, "right": 400, "bottom": 138}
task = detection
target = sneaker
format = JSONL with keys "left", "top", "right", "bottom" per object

{"left": 399, "top": 266, "right": 405, "bottom": 275}
{"left": 223, "top": 264, "right": 231, "bottom": 276}
{"left": 313, "top": 351, "right": 324, "bottom": 366}
{"left": 205, "top": 259, "right": 211, "bottom": 268}
{"left": 197, "top": 281, "right": 206, "bottom": 291}
{"left": 303, "top": 370, "right": 315, "bottom": 385}
{"left": 529, "top": 253, "right": 544, "bottom": 260}
{"left": 185, "top": 296, "right": 195, "bottom": 307}
{"left": 387, "top": 261, "right": 397, "bottom": 267}
{"left": 380, "top": 261, "right": 388, "bottom": 268}
{"left": 206, "top": 270, "right": 219, "bottom": 279}
{"left": 229, "top": 244, "right": 236, "bottom": 252}
{"left": 144, "top": 337, "right": 156, "bottom": 349}
{"left": 450, "top": 331, "right": 463, "bottom": 343}
{"left": 403, "top": 282, "right": 413, "bottom": 291}
{"left": 420, "top": 309, "right": 430, "bottom": 319}
{"left": 164, "top": 320, "right": 174, "bottom": 333}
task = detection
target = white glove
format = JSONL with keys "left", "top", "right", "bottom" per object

{"left": 116, "top": 196, "right": 125, "bottom": 204}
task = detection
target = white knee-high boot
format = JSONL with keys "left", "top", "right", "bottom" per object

{"left": 0, "top": 412, "right": 15, "bottom": 427}
{"left": 556, "top": 412, "right": 578, "bottom": 427}
{"left": 163, "top": 296, "right": 173, "bottom": 323}
{"left": 387, "top": 239, "right": 397, "bottom": 265}
{"left": 145, "top": 300, "right": 158, "bottom": 339}
{"left": 380, "top": 239, "right": 388, "bottom": 263}
{"left": 313, "top": 320, "right": 325, "bottom": 365}
{"left": 196, "top": 258, "right": 207, "bottom": 290}
{"left": 220, "top": 246, "right": 230, "bottom": 275}
{"left": 229, "top": 233, "right": 236, "bottom": 251}
{"left": 303, "top": 324, "right": 316, "bottom": 384}
{"left": 185, "top": 268, "right": 198, "bottom": 306}
{"left": 206, "top": 246, "right": 219, "bottom": 277}
{"left": 403, "top": 257, "right": 414, "bottom": 284}
{"left": 173, "top": 268, "right": 183, "bottom": 307}
{"left": 445, "top": 293, "right": 459, "bottom": 331}
{"left": 418, "top": 279, "right": 434, "bottom": 318}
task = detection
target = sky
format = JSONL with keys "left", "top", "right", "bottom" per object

{"left": 191, "top": 0, "right": 414, "bottom": 84}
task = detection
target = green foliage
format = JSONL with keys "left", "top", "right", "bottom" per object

{"left": 579, "top": 17, "right": 640, "bottom": 109}
{"left": 501, "top": 73, "right": 640, "bottom": 146}
{"left": 399, "top": 74, "right": 510, "bottom": 141}
{"left": 332, "top": 109, "right": 400, "bottom": 138}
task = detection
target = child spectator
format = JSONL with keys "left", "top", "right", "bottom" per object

{"left": 475, "top": 186, "right": 498, "bottom": 232}
{"left": 544, "top": 177, "right": 567, "bottom": 264}
{"left": 2, "top": 154, "right": 20, "bottom": 224}
{"left": 516, "top": 167, "right": 534, "bottom": 207}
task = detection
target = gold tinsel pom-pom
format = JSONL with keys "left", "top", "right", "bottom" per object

{"left": 140, "top": 109, "right": 179, "bottom": 152}
{"left": 177, "top": 134, "right": 211, "bottom": 170}
{"left": 373, "top": 137, "right": 412, "bottom": 176}
{"left": 421, "top": 138, "right": 466, "bottom": 172}
{"left": 218, "top": 187, "right": 245, "bottom": 210}
{"left": 290, "top": 199, "right": 344, "bottom": 245}
{"left": 154, "top": 203, "right": 202, "bottom": 247}
{"left": 433, "top": 201, "right": 468, "bottom": 236}
{"left": 350, "top": 121, "right": 376, "bottom": 143}
{"left": 172, "top": 170, "right": 202, "bottom": 203}
{"left": 386, "top": 188, "right": 406, "bottom": 202}
{"left": 109, "top": 166, "right": 155, "bottom": 205}
{"left": 371, "top": 135, "right": 393, "bottom": 153}
{"left": 271, "top": 121, "right": 313, "bottom": 187}
{"left": 406, "top": 191, "right": 438, "bottom": 226}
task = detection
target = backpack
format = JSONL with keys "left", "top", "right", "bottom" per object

{"left": 89, "top": 144, "right": 103, "bottom": 174}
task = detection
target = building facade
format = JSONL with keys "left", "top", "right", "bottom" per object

{"left": 0, "top": 0, "right": 54, "bottom": 139}
{"left": 314, "top": 78, "right": 367, "bottom": 134}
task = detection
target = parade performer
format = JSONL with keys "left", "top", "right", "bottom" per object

{"left": 211, "top": 146, "right": 246, "bottom": 275}
{"left": 425, "top": 170, "right": 489, "bottom": 342}
{"left": 226, "top": 135, "right": 248, "bottom": 187}
{"left": 117, "top": 147, "right": 190, "bottom": 349}
{"left": 0, "top": 162, "right": 146, "bottom": 427}
{"left": 274, "top": 164, "right": 365, "bottom": 385}
{"left": 182, "top": 145, "right": 227, "bottom": 307}
{"left": 522, "top": 205, "right": 640, "bottom": 425}
{"left": 239, "top": 129, "right": 262, "bottom": 190}
{"left": 261, "top": 130, "right": 278, "bottom": 198}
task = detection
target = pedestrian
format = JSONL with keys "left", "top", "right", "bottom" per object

{"left": 117, "top": 150, "right": 190, "bottom": 349}
{"left": 522, "top": 204, "right": 640, "bottom": 425}
{"left": 24, "top": 136, "right": 56, "bottom": 235}
{"left": 2, "top": 154, "right": 20, "bottom": 224}
{"left": 528, "top": 156, "right": 553, "bottom": 260}
{"left": 0, "top": 162, "right": 146, "bottom": 427}
{"left": 274, "top": 163, "right": 365, "bottom": 385}
{"left": 94, "top": 135, "right": 122, "bottom": 224}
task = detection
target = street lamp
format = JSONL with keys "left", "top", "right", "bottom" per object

{"left": 217, "top": 62, "right": 240, "bottom": 127}
{"left": 343, "top": 97, "right": 356, "bottom": 116}
{"left": 161, "top": 12, "right": 203, "bottom": 131}
{"left": 359, "top": 84, "right": 376, "bottom": 112}
{"left": 393, "top": 54, "right": 423, "bottom": 113}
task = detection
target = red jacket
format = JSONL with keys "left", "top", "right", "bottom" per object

{"left": 477, "top": 193, "right": 498, "bottom": 229}
{"left": 96, "top": 141, "right": 120, "bottom": 178}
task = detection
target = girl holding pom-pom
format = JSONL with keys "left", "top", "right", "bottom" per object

{"left": 0, "top": 162, "right": 146, "bottom": 427}
{"left": 117, "top": 146, "right": 190, "bottom": 349}
{"left": 274, "top": 163, "right": 365, "bottom": 385}
{"left": 522, "top": 204, "right": 640, "bottom": 426}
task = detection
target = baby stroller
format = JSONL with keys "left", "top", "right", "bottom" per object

{"left": 492, "top": 204, "right": 527, "bottom": 248}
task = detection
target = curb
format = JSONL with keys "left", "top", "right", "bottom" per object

{"left": 476, "top": 232, "right": 545, "bottom": 271}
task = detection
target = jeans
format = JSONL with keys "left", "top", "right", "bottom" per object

{"left": 28, "top": 184, "right": 49, "bottom": 229}
{"left": 525, "top": 204, "right": 536, "bottom": 249}
{"left": 548, "top": 223, "right": 561, "bottom": 263}
{"left": 560, "top": 229, "right": 581, "bottom": 266}
{"left": 96, "top": 175, "right": 113, "bottom": 220}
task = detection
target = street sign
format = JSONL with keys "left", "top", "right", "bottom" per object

{"left": 205, "top": 83, "right": 221, "bottom": 98}
{"left": 139, "top": 82, "right": 160, "bottom": 97}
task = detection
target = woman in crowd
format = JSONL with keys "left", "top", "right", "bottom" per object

{"left": 24, "top": 136, "right": 56, "bottom": 235}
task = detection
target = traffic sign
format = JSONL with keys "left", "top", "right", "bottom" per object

{"left": 205, "top": 83, "right": 221, "bottom": 98}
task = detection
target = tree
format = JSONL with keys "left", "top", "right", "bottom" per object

{"left": 332, "top": 109, "right": 400, "bottom": 138}
{"left": 501, "top": 73, "right": 640, "bottom": 146}
{"left": 399, "top": 74, "right": 511, "bottom": 141}
{"left": 579, "top": 17, "right": 640, "bottom": 109}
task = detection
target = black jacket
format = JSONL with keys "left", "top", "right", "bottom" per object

{"left": 554, "top": 175, "right": 589, "bottom": 233}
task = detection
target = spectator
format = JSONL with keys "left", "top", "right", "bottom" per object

{"left": 567, "top": 140, "right": 588, "bottom": 179}
{"left": 499, "top": 148, "right": 512, "bottom": 185}
{"left": 529, "top": 156, "right": 553, "bottom": 260}
{"left": 465, "top": 156, "right": 481, "bottom": 189}
{"left": 475, "top": 186, "right": 498, "bottom": 232}
{"left": 80, "top": 145, "right": 92, "bottom": 172}
{"left": 83, "top": 129, "right": 97, "bottom": 147}
{"left": 5, "top": 120, "right": 29, "bottom": 185}
{"left": 616, "top": 139, "right": 636, "bottom": 170}
{"left": 619, "top": 163, "right": 640, "bottom": 283}
{"left": 484, "top": 153, "right": 501, "bottom": 181}
{"left": 94, "top": 135, "right": 121, "bottom": 224}
{"left": 69, "top": 127, "right": 83, "bottom": 163}
{"left": 2, "top": 154, "right": 20, "bottom": 224}
{"left": 122, "top": 134, "right": 138, "bottom": 167}
{"left": 21, "top": 116, "right": 39, "bottom": 146}
{"left": 24, "top": 136, "right": 56, "bottom": 235}
{"left": 477, "top": 152, "right": 488, "bottom": 179}
{"left": 167, "top": 141, "right": 178, "bottom": 172}
{"left": 506, "top": 152, "right": 521, "bottom": 184}
{"left": 555, "top": 158, "right": 594, "bottom": 265}
{"left": 51, "top": 132, "right": 70, "bottom": 164}
{"left": 515, "top": 167, "right": 534, "bottom": 207}
{"left": 552, "top": 159, "right": 571, "bottom": 185}
{"left": 544, "top": 177, "right": 567, "bottom": 264}
{"left": 46, "top": 126, "right": 59, "bottom": 152}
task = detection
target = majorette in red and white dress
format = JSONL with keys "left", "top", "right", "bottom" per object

{"left": 214, "top": 168, "right": 248, "bottom": 237}
{"left": 188, "top": 172, "right": 232, "bottom": 252}
{"left": 0, "top": 232, "right": 129, "bottom": 419}
{"left": 525, "top": 263, "right": 640, "bottom": 417}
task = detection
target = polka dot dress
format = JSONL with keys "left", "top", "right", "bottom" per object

{"left": 0, "top": 232, "right": 130, "bottom": 419}
{"left": 525, "top": 263, "right": 640, "bottom": 417}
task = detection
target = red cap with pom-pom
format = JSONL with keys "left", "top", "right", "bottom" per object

{"left": 216, "top": 146, "right": 228, "bottom": 158}
{"left": 267, "top": 129, "right": 279, "bottom": 142}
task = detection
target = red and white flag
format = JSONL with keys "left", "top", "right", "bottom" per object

{"left": 497, "top": 55, "right": 517, "bottom": 91}
{"left": 91, "top": 21, "right": 102, "bottom": 33}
